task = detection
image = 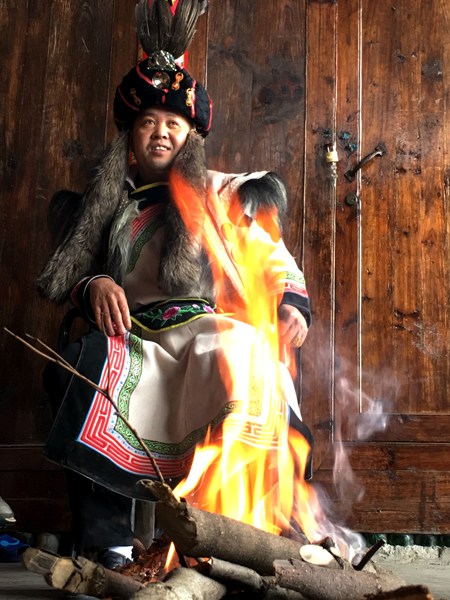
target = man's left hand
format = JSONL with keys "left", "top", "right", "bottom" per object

{"left": 278, "top": 304, "right": 309, "bottom": 348}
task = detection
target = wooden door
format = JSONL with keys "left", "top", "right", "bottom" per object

{"left": 301, "top": 0, "right": 450, "bottom": 534}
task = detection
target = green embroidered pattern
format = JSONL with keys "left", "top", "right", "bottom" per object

{"left": 286, "top": 270, "right": 306, "bottom": 284}
{"left": 141, "top": 402, "right": 237, "bottom": 456}
{"left": 128, "top": 217, "right": 164, "bottom": 273}
{"left": 115, "top": 333, "right": 143, "bottom": 448}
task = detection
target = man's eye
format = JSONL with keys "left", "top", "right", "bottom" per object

{"left": 168, "top": 121, "right": 180, "bottom": 128}
{"left": 142, "top": 119, "right": 155, "bottom": 126}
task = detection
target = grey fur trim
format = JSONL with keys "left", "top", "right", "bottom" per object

{"left": 37, "top": 133, "right": 130, "bottom": 302}
{"left": 106, "top": 194, "right": 139, "bottom": 283}
{"left": 172, "top": 129, "right": 207, "bottom": 190}
{"left": 237, "top": 171, "right": 288, "bottom": 229}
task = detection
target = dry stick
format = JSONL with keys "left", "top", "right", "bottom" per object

{"left": 353, "top": 538, "right": 385, "bottom": 571}
{"left": 273, "top": 558, "right": 407, "bottom": 600}
{"left": 4, "top": 327, "right": 166, "bottom": 486}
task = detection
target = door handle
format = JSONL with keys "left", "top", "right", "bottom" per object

{"left": 344, "top": 144, "right": 386, "bottom": 182}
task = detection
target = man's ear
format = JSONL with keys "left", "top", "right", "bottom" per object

{"left": 128, "top": 131, "right": 134, "bottom": 152}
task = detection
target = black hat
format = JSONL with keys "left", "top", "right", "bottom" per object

{"left": 114, "top": 0, "right": 212, "bottom": 135}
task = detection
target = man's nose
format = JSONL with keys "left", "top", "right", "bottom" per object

{"left": 151, "top": 123, "right": 168, "bottom": 138}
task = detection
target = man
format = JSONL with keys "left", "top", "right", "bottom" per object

{"left": 37, "top": 0, "right": 311, "bottom": 566}
{"left": 88, "top": 105, "right": 308, "bottom": 344}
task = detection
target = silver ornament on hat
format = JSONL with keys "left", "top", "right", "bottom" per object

{"left": 151, "top": 70, "right": 172, "bottom": 89}
{"left": 147, "top": 50, "right": 178, "bottom": 72}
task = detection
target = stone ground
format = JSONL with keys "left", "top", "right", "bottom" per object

{"left": 372, "top": 544, "right": 450, "bottom": 600}
{"left": 0, "top": 545, "right": 449, "bottom": 599}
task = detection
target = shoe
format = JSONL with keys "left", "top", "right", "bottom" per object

{"left": 0, "top": 497, "right": 16, "bottom": 529}
{"left": 97, "top": 549, "right": 130, "bottom": 570}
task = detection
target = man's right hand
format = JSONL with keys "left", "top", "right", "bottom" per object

{"left": 89, "top": 277, "right": 132, "bottom": 336}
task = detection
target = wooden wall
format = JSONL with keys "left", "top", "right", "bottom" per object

{"left": 0, "top": 0, "right": 137, "bottom": 532}
{"left": 1, "top": 0, "right": 450, "bottom": 537}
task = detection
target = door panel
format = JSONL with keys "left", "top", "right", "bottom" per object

{"left": 339, "top": 0, "right": 450, "bottom": 435}
{"left": 306, "top": 0, "right": 450, "bottom": 533}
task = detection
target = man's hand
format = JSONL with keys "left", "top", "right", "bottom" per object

{"left": 89, "top": 277, "right": 132, "bottom": 336}
{"left": 278, "top": 304, "right": 308, "bottom": 348}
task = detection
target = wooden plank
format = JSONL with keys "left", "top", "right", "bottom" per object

{"left": 358, "top": 1, "right": 399, "bottom": 409}
{"left": 204, "top": 0, "right": 255, "bottom": 173}
{"left": 320, "top": 442, "right": 450, "bottom": 472}
{"left": 333, "top": 0, "right": 361, "bottom": 438}
{"left": 184, "top": 0, "right": 208, "bottom": 87}
{"left": 205, "top": 1, "right": 306, "bottom": 202}
{"left": 0, "top": 0, "right": 58, "bottom": 446}
{"left": 2, "top": 454, "right": 71, "bottom": 532}
{"left": 1, "top": 0, "right": 119, "bottom": 446}
{"left": 1, "top": 446, "right": 65, "bottom": 471}
{"left": 105, "top": 0, "right": 139, "bottom": 142}
{"left": 313, "top": 468, "right": 450, "bottom": 533}
{"left": 0, "top": 1, "right": 135, "bottom": 534}
{"left": 415, "top": 0, "right": 450, "bottom": 411}
{"left": 301, "top": 0, "right": 337, "bottom": 466}
{"left": 359, "top": 0, "right": 449, "bottom": 414}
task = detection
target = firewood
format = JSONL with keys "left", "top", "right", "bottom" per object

{"left": 195, "top": 559, "right": 306, "bottom": 599}
{"left": 132, "top": 567, "right": 227, "bottom": 599}
{"left": 154, "top": 497, "right": 306, "bottom": 575}
{"left": 22, "top": 547, "right": 144, "bottom": 598}
{"left": 273, "top": 558, "right": 407, "bottom": 600}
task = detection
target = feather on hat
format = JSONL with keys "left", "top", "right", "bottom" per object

{"left": 114, "top": 0, "right": 212, "bottom": 135}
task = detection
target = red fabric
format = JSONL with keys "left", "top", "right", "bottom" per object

{"left": 170, "top": 0, "right": 180, "bottom": 14}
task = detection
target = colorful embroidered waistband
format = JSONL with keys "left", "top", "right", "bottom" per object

{"left": 131, "top": 298, "right": 216, "bottom": 332}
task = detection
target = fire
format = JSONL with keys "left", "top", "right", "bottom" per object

{"left": 168, "top": 171, "right": 353, "bottom": 555}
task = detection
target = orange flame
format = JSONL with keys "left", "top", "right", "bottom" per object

{"left": 168, "top": 171, "right": 355, "bottom": 555}
{"left": 164, "top": 542, "right": 177, "bottom": 572}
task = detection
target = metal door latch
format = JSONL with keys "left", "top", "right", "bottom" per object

{"left": 344, "top": 144, "right": 386, "bottom": 182}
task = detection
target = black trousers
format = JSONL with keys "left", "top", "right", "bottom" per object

{"left": 43, "top": 338, "right": 134, "bottom": 556}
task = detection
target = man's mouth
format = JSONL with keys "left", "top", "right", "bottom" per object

{"left": 150, "top": 145, "right": 170, "bottom": 152}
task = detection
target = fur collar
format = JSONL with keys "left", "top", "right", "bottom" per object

{"left": 37, "top": 130, "right": 288, "bottom": 304}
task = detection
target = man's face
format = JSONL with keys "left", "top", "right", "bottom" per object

{"left": 131, "top": 107, "right": 192, "bottom": 183}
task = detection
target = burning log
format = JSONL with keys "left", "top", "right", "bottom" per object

{"left": 273, "top": 558, "right": 406, "bottom": 600}
{"left": 144, "top": 480, "right": 307, "bottom": 575}
{"left": 156, "top": 500, "right": 306, "bottom": 576}
{"left": 22, "top": 547, "right": 144, "bottom": 598}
